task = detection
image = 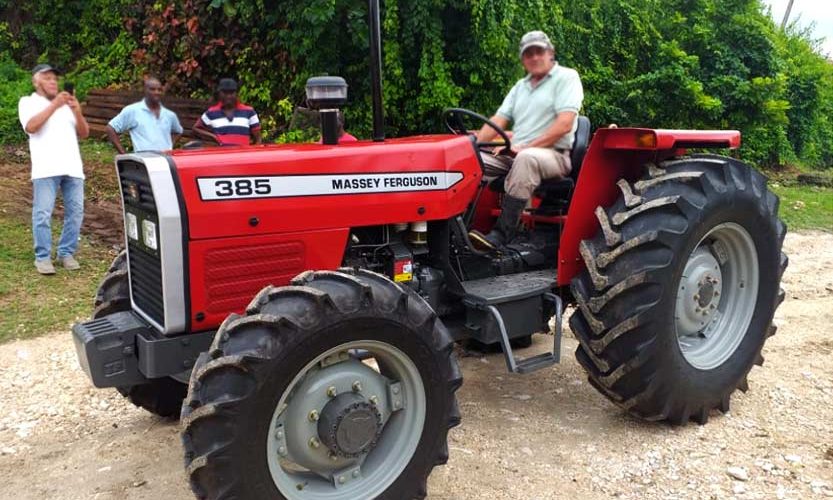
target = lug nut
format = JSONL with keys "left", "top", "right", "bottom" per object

{"left": 276, "top": 430, "right": 284, "bottom": 440}
{"left": 278, "top": 446, "right": 287, "bottom": 455}
{"left": 694, "top": 294, "right": 700, "bottom": 302}
{"left": 338, "top": 476, "right": 346, "bottom": 484}
{"left": 352, "top": 470, "right": 360, "bottom": 478}
{"left": 308, "top": 409, "right": 319, "bottom": 422}
{"left": 327, "top": 386, "right": 337, "bottom": 398}
{"left": 392, "top": 385, "right": 400, "bottom": 395}
{"left": 309, "top": 437, "right": 320, "bottom": 449}
{"left": 369, "top": 395, "right": 379, "bottom": 405}
{"left": 352, "top": 381, "right": 362, "bottom": 393}
{"left": 329, "top": 452, "right": 339, "bottom": 461}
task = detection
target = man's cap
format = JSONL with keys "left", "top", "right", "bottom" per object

{"left": 32, "top": 63, "right": 61, "bottom": 75}
{"left": 519, "top": 31, "right": 554, "bottom": 57}
{"left": 217, "top": 78, "right": 238, "bottom": 92}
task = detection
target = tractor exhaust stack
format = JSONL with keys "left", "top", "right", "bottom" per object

{"left": 369, "top": 0, "right": 385, "bottom": 142}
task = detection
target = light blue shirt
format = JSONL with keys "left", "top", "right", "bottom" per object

{"left": 108, "top": 100, "right": 183, "bottom": 152}
{"left": 496, "top": 63, "right": 584, "bottom": 149}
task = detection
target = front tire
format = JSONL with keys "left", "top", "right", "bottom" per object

{"left": 571, "top": 155, "right": 787, "bottom": 424}
{"left": 93, "top": 250, "right": 187, "bottom": 418}
{"left": 182, "top": 268, "right": 462, "bottom": 499}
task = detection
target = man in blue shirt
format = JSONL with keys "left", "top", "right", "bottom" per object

{"left": 106, "top": 77, "right": 183, "bottom": 153}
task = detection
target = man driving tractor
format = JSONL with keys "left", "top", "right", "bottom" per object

{"left": 469, "top": 30, "right": 584, "bottom": 250}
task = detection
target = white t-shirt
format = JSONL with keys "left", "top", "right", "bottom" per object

{"left": 18, "top": 92, "right": 84, "bottom": 180}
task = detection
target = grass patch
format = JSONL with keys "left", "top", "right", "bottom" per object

{"left": 769, "top": 182, "right": 833, "bottom": 231}
{"left": 0, "top": 204, "right": 117, "bottom": 344}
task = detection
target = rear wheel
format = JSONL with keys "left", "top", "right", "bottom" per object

{"left": 182, "top": 268, "right": 462, "bottom": 499}
{"left": 571, "top": 155, "right": 787, "bottom": 424}
{"left": 93, "top": 250, "right": 187, "bottom": 418}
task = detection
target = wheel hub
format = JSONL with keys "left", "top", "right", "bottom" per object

{"left": 677, "top": 247, "right": 723, "bottom": 336}
{"left": 674, "top": 223, "right": 760, "bottom": 370}
{"left": 318, "top": 393, "right": 382, "bottom": 457}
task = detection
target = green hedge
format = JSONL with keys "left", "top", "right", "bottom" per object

{"left": 0, "top": 55, "right": 32, "bottom": 145}
{"left": 1, "top": 0, "right": 831, "bottom": 170}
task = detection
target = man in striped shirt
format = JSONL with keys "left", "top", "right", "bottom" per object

{"left": 193, "top": 78, "right": 262, "bottom": 146}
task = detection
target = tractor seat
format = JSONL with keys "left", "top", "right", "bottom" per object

{"left": 532, "top": 115, "right": 591, "bottom": 198}
{"left": 488, "top": 116, "right": 591, "bottom": 201}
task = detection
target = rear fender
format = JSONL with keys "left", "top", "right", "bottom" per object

{"left": 556, "top": 127, "right": 740, "bottom": 287}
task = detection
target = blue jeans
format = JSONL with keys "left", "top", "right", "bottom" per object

{"left": 32, "top": 176, "right": 84, "bottom": 261}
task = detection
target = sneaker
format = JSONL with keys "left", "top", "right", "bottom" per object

{"left": 35, "top": 259, "right": 56, "bottom": 275}
{"left": 59, "top": 255, "right": 80, "bottom": 270}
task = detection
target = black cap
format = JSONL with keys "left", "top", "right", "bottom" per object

{"left": 32, "top": 63, "right": 61, "bottom": 75}
{"left": 217, "top": 78, "right": 238, "bottom": 92}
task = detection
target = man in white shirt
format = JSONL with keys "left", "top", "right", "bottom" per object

{"left": 18, "top": 64, "right": 90, "bottom": 275}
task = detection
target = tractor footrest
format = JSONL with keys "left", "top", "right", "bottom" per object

{"left": 461, "top": 269, "right": 556, "bottom": 306}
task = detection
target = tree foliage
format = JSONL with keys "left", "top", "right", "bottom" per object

{"left": 1, "top": 0, "right": 831, "bottom": 169}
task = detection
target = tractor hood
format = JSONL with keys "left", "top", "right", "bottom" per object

{"left": 165, "top": 135, "right": 482, "bottom": 240}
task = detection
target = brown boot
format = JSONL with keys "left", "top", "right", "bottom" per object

{"left": 469, "top": 195, "right": 526, "bottom": 250}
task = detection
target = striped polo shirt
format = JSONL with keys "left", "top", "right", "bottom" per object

{"left": 199, "top": 102, "right": 261, "bottom": 146}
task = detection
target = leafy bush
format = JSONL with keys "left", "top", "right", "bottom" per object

{"left": 0, "top": 0, "right": 831, "bottom": 170}
{"left": 0, "top": 55, "right": 33, "bottom": 145}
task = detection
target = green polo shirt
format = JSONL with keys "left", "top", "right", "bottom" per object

{"left": 496, "top": 63, "right": 584, "bottom": 149}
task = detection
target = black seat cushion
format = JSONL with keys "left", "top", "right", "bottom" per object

{"left": 487, "top": 115, "right": 591, "bottom": 198}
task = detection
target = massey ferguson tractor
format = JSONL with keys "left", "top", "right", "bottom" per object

{"left": 72, "top": 2, "right": 786, "bottom": 498}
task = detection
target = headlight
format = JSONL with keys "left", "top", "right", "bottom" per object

{"left": 142, "top": 220, "right": 158, "bottom": 250}
{"left": 126, "top": 213, "right": 139, "bottom": 241}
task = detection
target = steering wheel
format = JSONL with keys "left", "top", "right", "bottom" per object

{"left": 443, "top": 108, "right": 512, "bottom": 155}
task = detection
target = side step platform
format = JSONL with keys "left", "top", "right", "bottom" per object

{"left": 461, "top": 270, "right": 563, "bottom": 374}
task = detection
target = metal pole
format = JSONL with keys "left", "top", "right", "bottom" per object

{"left": 369, "top": 0, "right": 385, "bottom": 142}
{"left": 781, "top": 0, "right": 795, "bottom": 29}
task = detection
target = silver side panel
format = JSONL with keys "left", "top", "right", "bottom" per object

{"left": 117, "top": 152, "right": 186, "bottom": 335}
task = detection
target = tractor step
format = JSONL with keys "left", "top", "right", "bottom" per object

{"left": 485, "top": 293, "right": 562, "bottom": 374}
{"left": 461, "top": 270, "right": 562, "bottom": 374}
{"left": 514, "top": 352, "right": 559, "bottom": 374}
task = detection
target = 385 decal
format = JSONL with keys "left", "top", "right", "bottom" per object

{"left": 197, "top": 172, "right": 464, "bottom": 201}
{"left": 212, "top": 179, "right": 272, "bottom": 198}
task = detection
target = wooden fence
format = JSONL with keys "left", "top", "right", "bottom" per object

{"left": 82, "top": 89, "right": 211, "bottom": 140}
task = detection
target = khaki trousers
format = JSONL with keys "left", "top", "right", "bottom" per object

{"left": 481, "top": 147, "right": 572, "bottom": 199}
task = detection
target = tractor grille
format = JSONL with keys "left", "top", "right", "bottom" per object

{"left": 203, "top": 242, "right": 306, "bottom": 314}
{"left": 118, "top": 160, "right": 165, "bottom": 328}
{"left": 127, "top": 243, "right": 164, "bottom": 325}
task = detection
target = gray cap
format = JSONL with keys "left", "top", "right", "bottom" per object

{"left": 32, "top": 63, "right": 61, "bottom": 75}
{"left": 519, "top": 31, "right": 554, "bottom": 57}
{"left": 217, "top": 78, "right": 238, "bottom": 92}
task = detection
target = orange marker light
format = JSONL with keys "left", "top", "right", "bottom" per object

{"left": 636, "top": 132, "right": 657, "bottom": 148}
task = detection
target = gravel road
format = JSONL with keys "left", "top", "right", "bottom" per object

{"left": 0, "top": 231, "right": 831, "bottom": 499}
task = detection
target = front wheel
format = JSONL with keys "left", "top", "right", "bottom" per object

{"left": 182, "top": 268, "right": 462, "bottom": 499}
{"left": 93, "top": 250, "right": 187, "bottom": 418}
{"left": 571, "top": 155, "right": 787, "bottom": 424}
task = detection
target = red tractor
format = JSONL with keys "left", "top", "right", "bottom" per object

{"left": 73, "top": 2, "right": 786, "bottom": 499}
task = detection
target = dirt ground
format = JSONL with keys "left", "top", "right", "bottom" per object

{"left": 0, "top": 149, "right": 124, "bottom": 248}
{"left": 0, "top": 231, "right": 831, "bottom": 500}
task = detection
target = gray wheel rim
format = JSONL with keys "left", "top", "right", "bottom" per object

{"left": 266, "top": 340, "right": 426, "bottom": 499}
{"left": 675, "top": 223, "right": 759, "bottom": 370}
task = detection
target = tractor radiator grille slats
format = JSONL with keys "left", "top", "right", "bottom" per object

{"left": 118, "top": 160, "right": 165, "bottom": 328}
{"left": 203, "top": 242, "right": 306, "bottom": 314}
{"left": 128, "top": 242, "right": 165, "bottom": 326}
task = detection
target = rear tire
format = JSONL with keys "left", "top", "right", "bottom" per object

{"left": 571, "top": 155, "right": 787, "bottom": 424}
{"left": 182, "top": 268, "right": 462, "bottom": 500}
{"left": 93, "top": 250, "right": 187, "bottom": 419}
